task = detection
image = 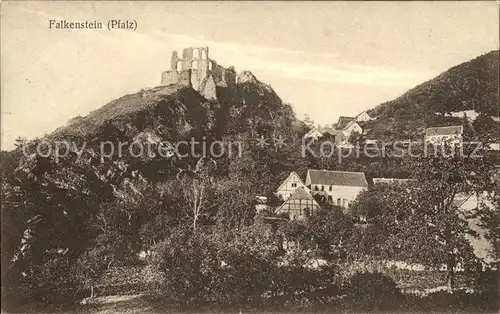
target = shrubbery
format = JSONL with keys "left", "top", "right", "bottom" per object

{"left": 342, "top": 272, "right": 403, "bottom": 311}
{"left": 150, "top": 226, "right": 346, "bottom": 310}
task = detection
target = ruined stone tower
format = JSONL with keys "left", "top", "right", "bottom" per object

{"left": 160, "top": 47, "right": 236, "bottom": 100}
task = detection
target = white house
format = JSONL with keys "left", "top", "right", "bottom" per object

{"left": 356, "top": 111, "right": 374, "bottom": 122}
{"left": 303, "top": 128, "right": 324, "bottom": 141}
{"left": 425, "top": 125, "right": 463, "bottom": 144}
{"left": 275, "top": 187, "right": 321, "bottom": 221}
{"left": 341, "top": 120, "right": 363, "bottom": 142}
{"left": 305, "top": 170, "right": 368, "bottom": 208}
{"left": 453, "top": 192, "right": 495, "bottom": 264}
{"left": 303, "top": 126, "right": 340, "bottom": 142}
{"left": 275, "top": 172, "right": 309, "bottom": 201}
{"left": 332, "top": 116, "right": 364, "bottom": 145}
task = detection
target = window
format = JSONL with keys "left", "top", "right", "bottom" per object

{"left": 328, "top": 196, "right": 333, "bottom": 202}
{"left": 208, "top": 61, "right": 213, "bottom": 71}
{"left": 291, "top": 183, "right": 297, "bottom": 188}
{"left": 337, "top": 198, "right": 341, "bottom": 206}
{"left": 329, "top": 186, "right": 332, "bottom": 191}
{"left": 314, "top": 185, "right": 319, "bottom": 191}
{"left": 321, "top": 185, "right": 324, "bottom": 191}
{"left": 202, "top": 49, "right": 208, "bottom": 60}
{"left": 192, "top": 48, "right": 199, "bottom": 58}
{"left": 191, "top": 60, "right": 199, "bottom": 69}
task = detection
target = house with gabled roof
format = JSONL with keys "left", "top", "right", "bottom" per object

{"left": 305, "top": 170, "right": 368, "bottom": 208}
{"left": 303, "top": 128, "right": 324, "bottom": 141}
{"left": 356, "top": 111, "right": 374, "bottom": 122}
{"left": 275, "top": 187, "right": 321, "bottom": 221}
{"left": 335, "top": 116, "right": 356, "bottom": 130}
{"left": 425, "top": 125, "right": 463, "bottom": 144}
{"left": 333, "top": 116, "right": 363, "bottom": 145}
{"left": 275, "top": 171, "right": 309, "bottom": 201}
{"left": 342, "top": 120, "right": 363, "bottom": 140}
{"left": 303, "top": 126, "right": 340, "bottom": 142}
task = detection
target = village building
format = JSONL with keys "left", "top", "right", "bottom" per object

{"left": 255, "top": 196, "right": 269, "bottom": 214}
{"left": 335, "top": 116, "right": 356, "bottom": 130}
{"left": 303, "top": 125, "right": 340, "bottom": 142}
{"left": 372, "top": 178, "right": 412, "bottom": 185}
{"left": 341, "top": 120, "right": 363, "bottom": 140}
{"left": 303, "top": 128, "right": 324, "bottom": 141}
{"left": 331, "top": 116, "right": 363, "bottom": 145}
{"left": 275, "top": 172, "right": 309, "bottom": 201}
{"left": 424, "top": 125, "right": 463, "bottom": 144}
{"left": 453, "top": 192, "right": 496, "bottom": 265}
{"left": 356, "top": 111, "right": 374, "bottom": 122}
{"left": 302, "top": 118, "right": 364, "bottom": 146}
{"left": 305, "top": 170, "right": 368, "bottom": 208}
{"left": 275, "top": 187, "right": 321, "bottom": 221}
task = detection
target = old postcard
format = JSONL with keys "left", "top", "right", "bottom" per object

{"left": 1, "top": 1, "right": 499, "bottom": 313}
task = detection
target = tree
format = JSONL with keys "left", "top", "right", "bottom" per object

{"left": 71, "top": 247, "right": 108, "bottom": 299}
{"left": 303, "top": 114, "right": 315, "bottom": 129}
{"left": 214, "top": 177, "right": 256, "bottom": 233}
{"left": 479, "top": 192, "right": 500, "bottom": 261}
{"left": 346, "top": 141, "right": 495, "bottom": 291}
{"left": 348, "top": 130, "right": 365, "bottom": 146}
{"left": 305, "top": 209, "right": 355, "bottom": 262}
{"left": 164, "top": 171, "right": 216, "bottom": 233}
{"left": 386, "top": 142, "right": 495, "bottom": 291}
{"left": 347, "top": 183, "right": 412, "bottom": 261}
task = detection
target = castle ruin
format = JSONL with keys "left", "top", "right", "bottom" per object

{"left": 160, "top": 47, "right": 236, "bottom": 100}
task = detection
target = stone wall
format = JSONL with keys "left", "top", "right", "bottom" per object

{"left": 160, "top": 47, "right": 236, "bottom": 99}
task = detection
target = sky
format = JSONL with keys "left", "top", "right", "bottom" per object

{"left": 1, "top": 1, "right": 498, "bottom": 150}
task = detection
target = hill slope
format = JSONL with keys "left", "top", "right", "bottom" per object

{"left": 2, "top": 72, "right": 300, "bottom": 185}
{"left": 365, "top": 50, "right": 499, "bottom": 141}
{"left": 50, "top": 85, "right": 214, "bottom": 142}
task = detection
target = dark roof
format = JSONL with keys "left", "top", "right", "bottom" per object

{"left": 276, "top": 187, "right": 321, "bottom": 213}
{"left": 425, "top": 125, "right": 463, "bottom": 136}
{"left": 308, "top": 170, "right": 368, "bottom": 187}
{"left": 372, "top": 178, "right": 412, "bottom": 185}
{"left": 336, "top": 116, "right": 355, "bottom": 130}
{"left": 289, "top": 187, "right": 314, "bottom": 200}
{"left": 319, "top": 126, "right": 340, "bottom": 135}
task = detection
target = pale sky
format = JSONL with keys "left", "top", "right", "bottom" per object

{"left": 1, "top": 1, "right": 498, "bottom": 150}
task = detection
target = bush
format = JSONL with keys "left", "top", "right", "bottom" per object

{"left": 343, "top": 272, "right": 403, "bottom": 311}
{"left": 150, "top": 227, "right": 345, "bottom": 311}
{"left": 404, "top": 289, "right": 499, "bottom": 312}
{"left": 151, "top": 229, "right": 221, "bottom": 309}
{"left": 25, "top": 255, "right": 78, "bottom": 305}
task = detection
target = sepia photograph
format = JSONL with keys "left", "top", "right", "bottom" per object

{"left": 1, "top": 1, "right": 499, "bottom": 313}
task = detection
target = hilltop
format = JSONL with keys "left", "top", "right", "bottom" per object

{"left": 1, "top": 68, "right": 303, "bottom": 187}
{"left": 364, "top": 50, "right": 499, "bottom": 142}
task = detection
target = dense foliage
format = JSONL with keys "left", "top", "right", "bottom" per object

{"left": 1, "top": 60, "right": 499, "bottom": 312}
{"left": 366, "top": 50, "right": 499, "bottom": 142}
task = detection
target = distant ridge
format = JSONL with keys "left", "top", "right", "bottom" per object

{"left": 364, "top": 50, "right": 499, "bottom": 142}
